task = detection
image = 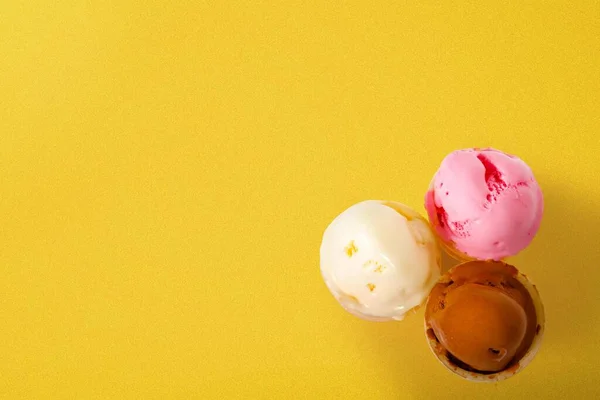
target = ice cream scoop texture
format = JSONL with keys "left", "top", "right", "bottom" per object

{"left": 320, "top": 200, "right": 441, "bottom": 321}
{"left": 425, "top": 148, "right": 543, "bottom": 260}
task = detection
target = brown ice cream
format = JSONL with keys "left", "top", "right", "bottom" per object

{"left": 425, "top": 261, "right": 538, "bottom": 373}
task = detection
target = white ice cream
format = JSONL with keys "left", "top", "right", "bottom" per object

{"left": 320, "top": 200, "right": 441, "bottom": 321}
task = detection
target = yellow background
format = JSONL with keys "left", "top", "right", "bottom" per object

{"left": 1, "top": 1, "right": 599, "bottom": 399}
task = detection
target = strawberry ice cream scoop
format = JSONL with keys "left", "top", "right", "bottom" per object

{"left": 424, "top": 148, "right": 543, "bottom": 261}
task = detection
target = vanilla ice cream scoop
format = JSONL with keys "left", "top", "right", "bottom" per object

{"left": 320, "top": 200, "right": 441, "bottom": 321}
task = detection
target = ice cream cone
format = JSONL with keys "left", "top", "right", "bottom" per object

{"left": 424, "top": 148, "right": 544, "bottom": 262}
{"left": 424, "top": 261, "right": 545, "bottom": 382}
{"left": 320, "top": 200, "right": 442, "bottom": 321}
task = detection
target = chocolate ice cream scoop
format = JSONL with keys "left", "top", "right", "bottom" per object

{"left": 425, "top": 261, "right": 542, "bottom": 379}
{"left": 429, "top": 283, "right": 527, "bottom": 372}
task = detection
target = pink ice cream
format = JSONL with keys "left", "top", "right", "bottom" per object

{"left": 424, "top": 148, "right": 543, "bottom": 260}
